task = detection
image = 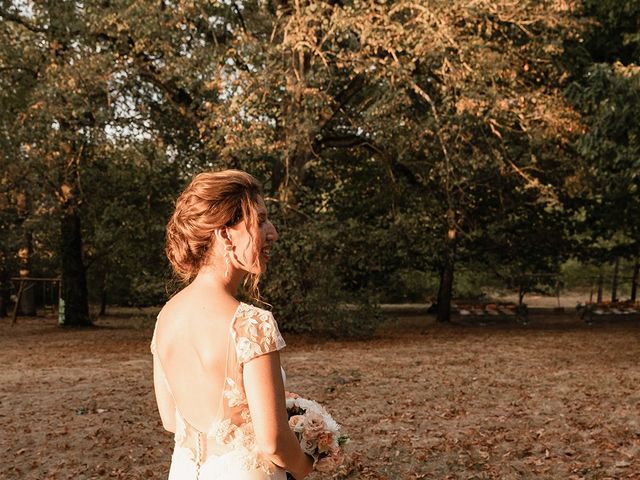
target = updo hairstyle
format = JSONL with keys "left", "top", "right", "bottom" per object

{"left": 165, "top": 170, "right": 263, "bottom": 287}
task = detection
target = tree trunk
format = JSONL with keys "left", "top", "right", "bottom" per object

{"left": 436, "top": 229, "right": 457, "bottom": 323}
{"left": 99, "top": 289, "right": 107, "bottom": 317}
{"left": 99, "top": 267, "right": 108, "bottom": 317}
{"left": 46, "top": 0, "right": 89, "bottom": 326}
{"left": 60, "top": 205, "right": 90, "bottom": 326}
{"left": 18, "top": 231, "right": 37, "bottom": 316}
{"left": 631, "top": 259, "right": 639, "bottom": 302}
{"left": 518, "top": 286, "right": 526, "bottom": 306}
{"left": 436, "top": 261, "right": 454, "bottom": 322}
{"left": 0, "top": 252, "right": 8, "bottom": 317}
{"left": 611, "top": 257, "right": 620, "bottom": 303}
{"left": 596, "top": 272, "right": 603, "bottom": 303}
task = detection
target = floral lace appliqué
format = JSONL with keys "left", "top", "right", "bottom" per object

{"left": 210, "top": 418, "right": 236, "bottom": 444}
{"left": 233, "top": 305, "right": 286, "bottom": 366}
{"left": 223, "top": 377, "right": 247, "bottom": 408}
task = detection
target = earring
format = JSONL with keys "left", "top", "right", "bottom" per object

{"left": 224, "top": 245, "right": 233, "bottom": 278}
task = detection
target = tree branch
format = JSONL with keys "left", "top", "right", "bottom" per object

{"left": 0, "top": 8, "right": 47, "bottom": 33}
{"left": 316, "top": 74, "right": 366, "bottom": 131}
{"left": 135, "top": 67, "right": 200, "bottom": 126}
{"left": 231, "top": 2, "right": 247, "bottom": 34}
{"left": 0, "top": 66, "right": 38, "bottom": 78}
{"left": 316, "top": 134, "right": 422, "bottom": 187}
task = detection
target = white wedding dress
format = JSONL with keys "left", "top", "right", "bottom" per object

{"left": 151, "top": 302, "right": 288, "bottom": 480}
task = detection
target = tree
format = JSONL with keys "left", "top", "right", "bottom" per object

{"left": 190, "top": 1, "right": 584, "bottom": 321}
{"left": 0, "top": 1, "right": 236, "bottom": 323}
{"left": 564, "top": 1, "right": 640, "bottom": 302}
{"left": 0, "top": 1, "right": 122, "bottom": 324}
{"left": 0, "top": 0, "right": 607, "bottom": 334}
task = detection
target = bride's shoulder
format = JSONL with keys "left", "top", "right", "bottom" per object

{"left": 157, "top": 288, "right": 189, "bottom": 321}
{"left": 159, "top": 283, "right": 191, "bottom": 310}
{"left": 161, "top": 284, "right": 234, "bottom": 317}
{"left": 233, "top": 303, "right": 286, "bottom": 363}
{"left": 235, "top": 302, "right": 281, "bottom": 328}
{"left": 238, "top": 301, "right": 273, "bottom": 317}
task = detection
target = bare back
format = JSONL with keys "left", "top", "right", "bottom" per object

{"left": 154, "top": 284, "right": 241, "bottom": 431}
{"left": 150, "top": 282, "right": 287, "bottom": 478}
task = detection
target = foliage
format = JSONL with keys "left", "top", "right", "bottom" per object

{"left": 262, "top": 217, "right": 384, "bottom": 338}
{"left": 565, "top": 63, "right": 640, "bottom": 261}
{"left": 563, "top": 1, "right": 640, "bottom": 287}
{"left": 1, "top": 1, "right": 638, "bottom": 332}
{"left": 582, "top": 0, "right": 640, "bottom": 65}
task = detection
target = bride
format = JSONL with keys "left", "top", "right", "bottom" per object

{"left": 150, "top": 170, "right": 314, "bottom": 479}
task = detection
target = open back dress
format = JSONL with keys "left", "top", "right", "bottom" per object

{"left": 150, "top": 302, "right": 288, "bottom": 480}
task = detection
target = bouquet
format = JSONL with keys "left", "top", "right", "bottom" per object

{"left": 286, "top": 392, "right": 349, "bottom": 475}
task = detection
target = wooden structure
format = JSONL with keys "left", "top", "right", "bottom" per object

{"left": 10, "top": 277, "right": 61, "bottom": 325}
{"left": 577, "top": 301, "right": 640, "bottom": 324}
{"left": 453, "top": 302, "right": 529, "bottom": 324}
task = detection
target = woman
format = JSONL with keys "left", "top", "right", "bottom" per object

{"left": 150, "top": 170, "right": 314, "bottom": 479}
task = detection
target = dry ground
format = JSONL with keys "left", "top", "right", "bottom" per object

{"left": 1, "top": 310, "right": 639, "bottom": 480}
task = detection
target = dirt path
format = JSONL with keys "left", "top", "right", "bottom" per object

{"left": 1, "top": 313, "right": 639, "bottom": 479}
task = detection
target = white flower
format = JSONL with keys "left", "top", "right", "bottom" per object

{"left": 286, "top": 393, "right": 346, "bottom": 474}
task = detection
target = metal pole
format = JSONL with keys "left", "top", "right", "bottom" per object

{"left": 11, "top": 280, "right": 24, "bottom": 326}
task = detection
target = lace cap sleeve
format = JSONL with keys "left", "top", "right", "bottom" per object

{"left": 233, "top": 304, "right": 286, "bottom": 365}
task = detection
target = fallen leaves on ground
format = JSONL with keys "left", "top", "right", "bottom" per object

{"left": 0, "top": 313, "right": 638, "bottom": 479}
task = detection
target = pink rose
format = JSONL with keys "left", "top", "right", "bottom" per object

{"left": 315, "top": 455, "right": 339, "bottom": 473}
{"left": 328, "top": 447, "right": 344, "bottom": 466}
{"left": 301, "top": 438, "right": 316, "bottom": 455}
{"left": 316, "top": 433, "right": 334, "bottom": 453}
{"left": 285, "top": 391, "right": 300, "bottom": 399}
{"left": 289, "top": 415, "right": 304, "bottom": 430}
{"left": 302, "top": 412, "right": 325, "bottom": 441}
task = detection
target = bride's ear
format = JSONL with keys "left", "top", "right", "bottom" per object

{"left": 214, "top": 227, "right": 232, "bottom": 248}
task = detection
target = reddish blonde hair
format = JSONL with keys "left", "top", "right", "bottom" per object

{"left": 165, "top": 170, "right": 264, "bottom": 295}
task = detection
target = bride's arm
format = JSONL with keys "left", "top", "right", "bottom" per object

{"left": 152, "top": 353, "right": 176, "bottom": 433}
{"left": 244, "top": 351, "right": 314, "bottom": 480}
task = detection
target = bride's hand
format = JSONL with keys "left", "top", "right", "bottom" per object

{"left": 288, "top": 454, "right": 314, "bottom": 479}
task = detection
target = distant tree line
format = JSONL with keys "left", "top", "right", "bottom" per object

{"left": 0, "top": 0, "right": 638, "bottom": 334}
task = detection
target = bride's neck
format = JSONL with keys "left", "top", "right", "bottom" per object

{"left": 193, "top": 265, "right": 244, "bottom": 297}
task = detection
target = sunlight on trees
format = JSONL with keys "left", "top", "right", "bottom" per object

{"left": 0, "top": 1, "right": 638, "bottom": 332}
